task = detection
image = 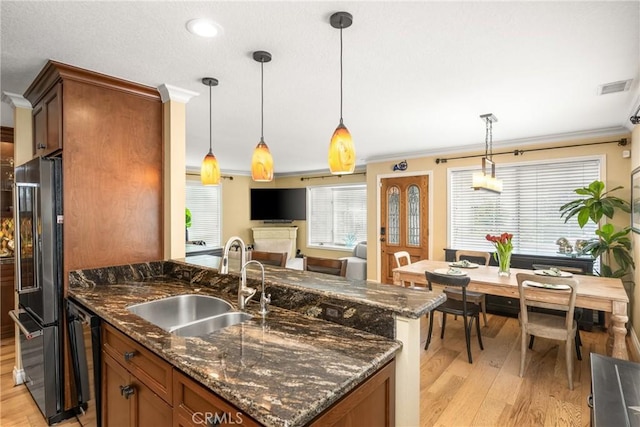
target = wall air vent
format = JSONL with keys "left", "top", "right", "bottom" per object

{"left": 597, "top": 79, "right": 633, "bottom": 95}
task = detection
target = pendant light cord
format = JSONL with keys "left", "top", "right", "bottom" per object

{"left": 484, "top": 117, "right": 489, "bottom": 160}
{"left": 488, "top": 118, "right": 493, "bottom": 161}
{"left": 209, "top": 84, "right": 213, "bottom": 153}
{"left": 261, "top": 60, "right": 264, "bottom": 141}
{"left": 339, "top": 24, "right": 344, "bottom": 123}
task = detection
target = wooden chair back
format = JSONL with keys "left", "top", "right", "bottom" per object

{"left": 393, "top": 251, "right": 413, "bottom": 286}
{"left": 516, "top": 272, "right": 579, "bottom": 389}
{"left": 425, "top": 271, "right": 483, "bottom": 363}
{"left": 456, "top": 250, "right": 490, "bottom": 266}
{"left": 248, "top": 250, "right": 287, "bottom": 267}
{"left": 303, "top": 256, "right": 347, "bottom": 277}
{"left": 393, "top": 251, "right": 412, "bottom": 268}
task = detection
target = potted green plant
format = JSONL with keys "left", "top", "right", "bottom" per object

{"left": 185, "top": 208, "right": 192, "bottom": 242}
{"left": 559, "top": 180, "right": 634, "bottom": 279}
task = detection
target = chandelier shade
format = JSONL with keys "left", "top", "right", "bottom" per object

{"left": 472, "top": 113, "right": 502, "bottom": 193}
{"left": 328, "top": 120, "right": 355, "bottom": 174}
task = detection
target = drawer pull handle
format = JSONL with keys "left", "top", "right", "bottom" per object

{"left": 124, "top": 350, "right": 137, "bottom": 361}
{"left": 120, "top": 384, "right": 135, "bottom": 399}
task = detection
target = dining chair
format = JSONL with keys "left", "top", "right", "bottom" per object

{"left": 303, "top": 256, "right": 348, "bottom": 277}
{"left": 424, "top": 271, "right": 483, "bottom": 364}
{"left": 529, "top": 264, "right": 583, "bottom": 357}
{"left": 393, "top": 251, "right": 413, "bottom": 286}
{"left": 248, "top": 250, "right": 287, "bottom": 267}
{"left": 443, "top": 250, "right": 490, "bottom": 326}
{"left": 516, "top": 272, "right": 579, "bottom": 390}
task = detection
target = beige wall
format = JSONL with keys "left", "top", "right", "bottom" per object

{"left": 631, "top": 125, "right": 640, "bottom": 352}
{"left": 219, "top": 172, "right": 365, "bottom": 258}
{"left": 217, "top": 134, "right": 632, "bottom": 285}
{"left": 366, "top": 133, "right": 632, "bottom": 281}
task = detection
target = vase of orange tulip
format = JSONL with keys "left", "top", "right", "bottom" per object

{"left": 486, "top": 232, "right": 513, "bottom": 277}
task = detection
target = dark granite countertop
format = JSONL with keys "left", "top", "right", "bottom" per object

{"left": 68, "top": 272, "right": 403, "bottom": 426}
{"left": 179, "top": 254, "right": 443, "bottom": 319}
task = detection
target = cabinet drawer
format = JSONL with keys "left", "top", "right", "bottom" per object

{"left": 173, "top": 369, "right": 259, "bottom": 427}
{"left": 102, "top": 323, "right": 172, "bottom": 404}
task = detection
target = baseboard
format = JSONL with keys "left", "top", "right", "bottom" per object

{"left": 630, "top": 326, "right": 640, "bottom": 362}
{"left": 13, "top": 367, "right": 25, "bottom": 385}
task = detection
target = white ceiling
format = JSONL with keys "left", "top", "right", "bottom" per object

{"left": 1, "top": 1, "right": 639, "bottom": 175}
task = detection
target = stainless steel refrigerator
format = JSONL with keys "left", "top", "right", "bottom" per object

{"left": 9, "top": 156, "right": 70, "bottom": 424}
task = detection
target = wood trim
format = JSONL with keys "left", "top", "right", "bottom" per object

{"left": 0, "top": 127, "right": 14, "bottom": 143}
{"left": 24, "top": 60, "right": 160, "bottom": 105}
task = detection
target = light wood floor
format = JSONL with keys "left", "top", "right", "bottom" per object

{"left": 0, "top": 315, "right": 631, "bottom": 427}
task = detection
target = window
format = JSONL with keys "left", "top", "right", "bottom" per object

{"left": 185, "top": 180, "right": 221, "bottom": 246}
{"left": 308, "top": 184, "right": 367, "bottom": 249}
{"left": 449, "top": 157, "right": 600, "bottom": 255}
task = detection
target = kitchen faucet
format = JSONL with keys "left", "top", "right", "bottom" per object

{"left": 221, "top": 236, "right": 256, "bottom": 309}
{"left": 240, "top": 260, "right": 271, "bottom": 316}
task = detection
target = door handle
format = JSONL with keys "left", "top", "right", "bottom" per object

{"left": 9, "top": 309, "right": 43, "bottom": 340}
{"left": 380, "top": 237, "right": 385, "bottom": 242}
{"left": 120, "top": 384, "right": 135, "bottom": 399}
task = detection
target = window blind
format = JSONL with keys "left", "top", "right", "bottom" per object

{"left": 308, "top": 184, "right": 367, "bottom": 248}
{"left": 449, "top": 158, "right": 600, "bottom": 255}
{"left": 185, "top": 181, "right": 221, "bottom": 246}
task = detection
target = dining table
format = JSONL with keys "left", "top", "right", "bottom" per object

{"left": 392, "top": 259, "right": 630, "bottom": 360}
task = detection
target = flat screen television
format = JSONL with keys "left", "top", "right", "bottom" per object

{"left": 250, "top": 188, "right": 306, "bottom": 221}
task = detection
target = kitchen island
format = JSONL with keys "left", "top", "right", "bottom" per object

{"left": 68, "top": 259, "right": 444, "bottom": 426}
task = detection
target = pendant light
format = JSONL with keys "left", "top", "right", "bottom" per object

{"left": 200, "top": 77, "right": 220, "bottom": 185}
{"left": 328, "top": 11, "right": 355, "bottom": 175}
{"left": 251, "top": 51, "right": 274, "bottom": 182}
{"left": 472, "top": 113, "right": 503, "bottom": 193}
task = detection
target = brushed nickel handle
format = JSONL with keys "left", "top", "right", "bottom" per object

{"left": 120, "top": 384, "right": 135, "bottom": 399}
{"left": 123, "top": 350, "right": 137, "bottom": 361}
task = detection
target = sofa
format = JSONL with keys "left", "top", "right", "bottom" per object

{"left": 339, "top": 242, "right": 367, "bottom": 280}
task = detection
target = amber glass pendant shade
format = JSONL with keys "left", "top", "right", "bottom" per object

{"left": 251, "top": 139, "right": 273, "bottom": 182}
{"left": 201, "top": 150, "right": 220, "bottom": 185}
{"left": 328, "top": 121, "right": 355, "bottom": 174}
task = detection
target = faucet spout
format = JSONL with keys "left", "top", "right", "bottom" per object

{"left": 222, "top": 236, "right": 250, "bottom": 308}
{"left": 240, "top": 260, "right": 270, "bottom": 315}
{"left": 221, "top": 236, "right": 247, "bottom": 273}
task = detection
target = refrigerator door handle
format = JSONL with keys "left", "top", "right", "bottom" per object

{"left": 9, "top": 309, "right": 44, "bottom": 340}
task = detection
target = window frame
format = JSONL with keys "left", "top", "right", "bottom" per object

{"left": 446, "top": 154, "right": 605, "bottom": 254}
{"left": 306, "top": 183, "right": 367, "bottom": 251}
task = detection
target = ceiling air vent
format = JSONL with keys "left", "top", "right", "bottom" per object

{"left": 597, "top": 79, "right": 633, "bottom": 95}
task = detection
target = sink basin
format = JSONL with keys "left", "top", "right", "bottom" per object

{"left": 171, "top": 312, "right": 253, "bottom": 337}
{"left": 127, "top": 294, "right": 233, "bottom": 331}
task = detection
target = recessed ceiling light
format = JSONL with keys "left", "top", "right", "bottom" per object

{"left": 186, "top": 18, "right": 221, "bottom": 38}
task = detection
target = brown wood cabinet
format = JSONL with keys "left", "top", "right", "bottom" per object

{"left": 103, "top": 352, "right": 172, "bottom": 427}
{"left": 23, "top": 60, "right": 164, "bottom": 284}
{"left": 32, "top": 82, "right": 63, "bottom": 157}
{"left": 173, "top": 369, "right": 260, "bottom": 427}
{"left": 0, "top": 262, "right": 14, "bottom": 339}
{"left": 309, "top": 360, "right": 395, "bottom": 427}
{"left": 103, "top": 323, "right": 396, "bottom": 427}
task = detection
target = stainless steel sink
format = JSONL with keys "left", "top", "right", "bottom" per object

{"left": 171, "top": 312, "right": 253, "bottom": 337}
{"left": 126, "top": 294, "right": 233, "bottom": 331}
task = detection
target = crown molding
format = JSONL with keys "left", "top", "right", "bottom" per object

{"left": 157, "top": 84, "right": 199, "bottom": 103}
{"left": 1, "top": 92, "right": 32, "bottom": 109}
{"left": 364, "top": 126, "right": 631, "bottom": 165}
